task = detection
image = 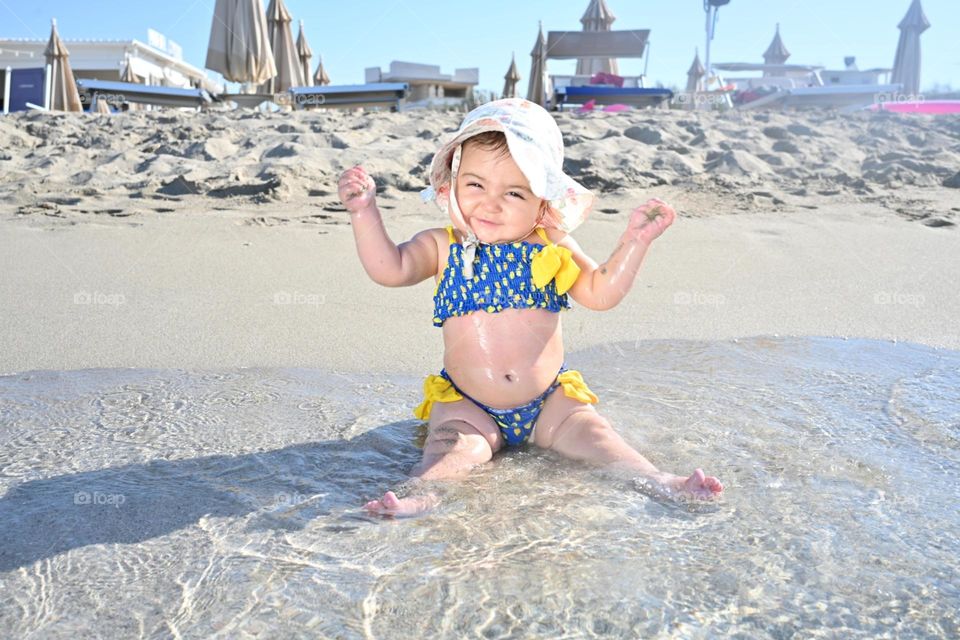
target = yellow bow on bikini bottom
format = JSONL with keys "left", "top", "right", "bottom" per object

{"left": 413, "top": 374, "right": 463, "bottom": 421}
{"left": 413, "top": 369, "right": 598, "bottom": 421}
{"left": 531, "top": 244, "right": 580, "bottom": 295}
{"left": 556, "top": 369, "right": 599, "bottom": 404}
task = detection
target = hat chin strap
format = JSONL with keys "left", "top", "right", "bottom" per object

{"left": 448, "top": 146, "right": 543, "bottom": 280}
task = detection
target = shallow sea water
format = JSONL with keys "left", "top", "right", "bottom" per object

{"left": 1, "top": 336, "right": 958, "bottom": 639}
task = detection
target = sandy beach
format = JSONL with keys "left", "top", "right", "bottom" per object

{"left": 2, "top": 106, "right": 960, "bottom": 639}
{"left": 1, "top": 107, "right": 958, "bottom": 375}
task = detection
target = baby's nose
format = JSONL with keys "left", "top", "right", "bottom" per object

{"left": 482, "top": 195, "right": 502, "bottom": 212}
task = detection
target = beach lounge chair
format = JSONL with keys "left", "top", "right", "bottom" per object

{"left": 75, "top": 79, "right": 213, "bottom": 110}
{"left": 545, "top": 30, "right": 672, "bottom": 110}
{"left": 554, "top": 86, "right": 673, "bottom": 110}
{"left": 286, "top": 82, "right": 408, "bottom": 111}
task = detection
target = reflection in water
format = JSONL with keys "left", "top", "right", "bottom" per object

{"left": 0, "top": 337, "right": 958, "bottom": 638}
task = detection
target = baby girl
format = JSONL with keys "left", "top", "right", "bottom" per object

{"left": 337, "top": 98, "right": 723, "bottom": 516}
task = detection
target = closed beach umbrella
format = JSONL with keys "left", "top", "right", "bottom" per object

{"left": 204, "top": 0, "right": 277, "bottom": 84}
{"left": 44, "top": 19, "right": 82, "bottom": 112}
{"left": 258, "top": 0, "right": 304, "bottom": 95}
{"left": 686, "top": 50, "right": 705, "bottom": 92}
{"left": 120, "top": 57, "right": 138, "bottom": 83}
{"left": 526, "top": 21, "right": 552, "bottom": 107}
{"left": 763, "top": 23, "right": 790, "bottom": 76}
{"left": 119, "top": 57, "right": 141, "bottom": 111}
{"left": 502, "top": 53, "right": 520, "bottom": 99}
{"left": 91, "top": 94, "right": 111, "bottom": 114}
{"left": 576, "top": 0, "right": 619, "bottom": 76}
{"left": 296, "top": 20, "right": 313, "bottom": 87}
{"left": 891, "top": 0, "right": 930, "bottom": 97}
{"left": 313, "top": 55, "right": 331, "bottom": 86}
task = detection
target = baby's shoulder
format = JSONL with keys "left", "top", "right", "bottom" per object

{"left": 417, "top": 226, "right": 453, "bottom": 245}
{"left": 541, "top": 226, "right": 571, "bottom": 247}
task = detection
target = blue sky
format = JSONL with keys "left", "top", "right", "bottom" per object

{"left": 2, "top": 0, "right": 958, "bottom": 92}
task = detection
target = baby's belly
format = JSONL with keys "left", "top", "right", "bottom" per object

{"left": 441, "top": 309, "right": 564, "bottom": 408}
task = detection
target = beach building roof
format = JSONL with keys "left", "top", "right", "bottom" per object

{"left": 686, "top": 50, "right": 705, "bottom": 92}
{"left": 502, "top": 53, "right": 521, "bottom": 98}
{"left": 205, "top": 0, "right": 276, "bottom": 85}
{"left": 891, "top": 0, "right": 930, "bottom": 96}
{"left": 259, "top": 0, "right": 304, "bottom": 94}
{"left": 581, "top": 0, "right": 616, "bottom": 29}
{"left": 313, "top": 55, "right": 330, "bottom": 86}
{"left": 763, "top": 24, "right": 790, "bottom": 65}
{"left": 296, "top": 20, "right": 313, "bottom": 88}
{"left": 44, "top": 19, "right": 82, "bottom": 112}
{"left": 527, "top": 21, "right": 551, "bottom": 106}
{"left": 576, "top": 0, "right": 619, "bottom": 76}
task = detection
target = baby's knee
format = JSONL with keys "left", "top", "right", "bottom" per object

{"left": 426, "top": 420, "right": 494, "bottom": 455}
{"left": 553, "top": 411, "right": 614, "bottom": 446}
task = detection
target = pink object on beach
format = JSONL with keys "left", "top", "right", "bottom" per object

{"left": 869, "top": 100, "right": 960, "bottom": 114}
{"left": 576, "top": 101, "right": 630, "bottom": 114}
{"left": 590, "top": 71, "right": 624, "bottom": 88}
{"left": 576, "top": 99, "right": 597, "bottom": 113}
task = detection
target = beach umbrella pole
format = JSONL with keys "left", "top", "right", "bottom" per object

{"left": 704, "top": 5, "right": 714, "bottom": 89}
{"left": 3, "top": 66, "right": 10, "bottom": 114}
{"left": 44, "top": 63, "right": 52, "bottom": 110}
{"left": 703, "top": 0, "right": 730, "bottom": 90}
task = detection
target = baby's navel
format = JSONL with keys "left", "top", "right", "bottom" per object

{"left": 505, "top": 374, "right": 514, "bottom": 381}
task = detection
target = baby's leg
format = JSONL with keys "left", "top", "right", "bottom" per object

{"left": 533, "top": 397, "right": 723, "bottom": 499}
{"left": 365, "top": 400, "right": 503, "bottom": 516}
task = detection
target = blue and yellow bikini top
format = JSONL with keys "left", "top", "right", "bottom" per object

{"left": 432, "top": 225, "right": 581, "bottom": 327}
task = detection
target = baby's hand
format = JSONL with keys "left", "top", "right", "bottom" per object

{"left": 627, "top": 198, "right": 676, "bottom": 245}
{"left": 338, "top": 165, "right": 377, "bottom": 215}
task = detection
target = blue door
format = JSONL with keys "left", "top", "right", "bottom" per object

{"left": 9, "top": 68, "right": 45, "bottom": 112}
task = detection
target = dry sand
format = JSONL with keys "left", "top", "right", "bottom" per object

{"left": 1, "top": 107, "right": 958, "bottom": 374}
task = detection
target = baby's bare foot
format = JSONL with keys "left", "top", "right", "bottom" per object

{"left": 646, "top": 469, "right": 723, "bottom": 500}
{"left": 363, "top": 490, "right": 440, "bottom": 517}
{"left": 672, "top": 468, "right": 723, "bottom": 498}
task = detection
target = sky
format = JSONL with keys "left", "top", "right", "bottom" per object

{"left": 2, "top": 0, "right": 958, "bottom": 93}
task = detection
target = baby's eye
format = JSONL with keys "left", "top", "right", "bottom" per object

{"left": 507, "top": 191, "right": 525, "bottom": 200}
{"left": 467, "top": 182, "right": 483, "bottom": 189}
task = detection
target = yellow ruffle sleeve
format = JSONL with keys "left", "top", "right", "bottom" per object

{"left": 557, "top": 370, "right": 599, "bottom": 404}
{"left": 413, "top": 374, "right": 463, "bottom": 420}
{"left": 531, "top": 244, "right": 581, "bottom": 295}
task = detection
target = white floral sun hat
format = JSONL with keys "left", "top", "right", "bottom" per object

{"left": 420, "top": 98, "right": 594, "bottom": 237}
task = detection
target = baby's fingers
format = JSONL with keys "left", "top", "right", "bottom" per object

{"left": 339, "top": 165, "right": 369, "bottom": 183}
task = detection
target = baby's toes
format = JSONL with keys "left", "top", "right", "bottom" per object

{"left": 705, "top": 477, "right": 724, "bottom": 494}
{"left": 380, "top": 491, "right": 401, "bottom": 509}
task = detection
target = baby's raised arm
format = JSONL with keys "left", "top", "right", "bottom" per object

{"left": 338, "top": 165, "right": 439, "bottom": 287}
{"left": 560, "top": 198, "right": 676, "bottom": 310}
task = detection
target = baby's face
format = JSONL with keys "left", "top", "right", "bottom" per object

{"left": 455, "top": 142, "right": 544, "bottom": 243}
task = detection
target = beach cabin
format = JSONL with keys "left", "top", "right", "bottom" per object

{"left": 364, "top": 61, "right": 478, "bottom": 108}
{"left": 0, "top": 29, "right": 217, "bottom": 113}
{"left": 820, "top": 57, "right": 893, "bottom": 86}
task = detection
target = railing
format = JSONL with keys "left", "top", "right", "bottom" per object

{"left": 550, "top": 74, "right": 648, "bottom": 90}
